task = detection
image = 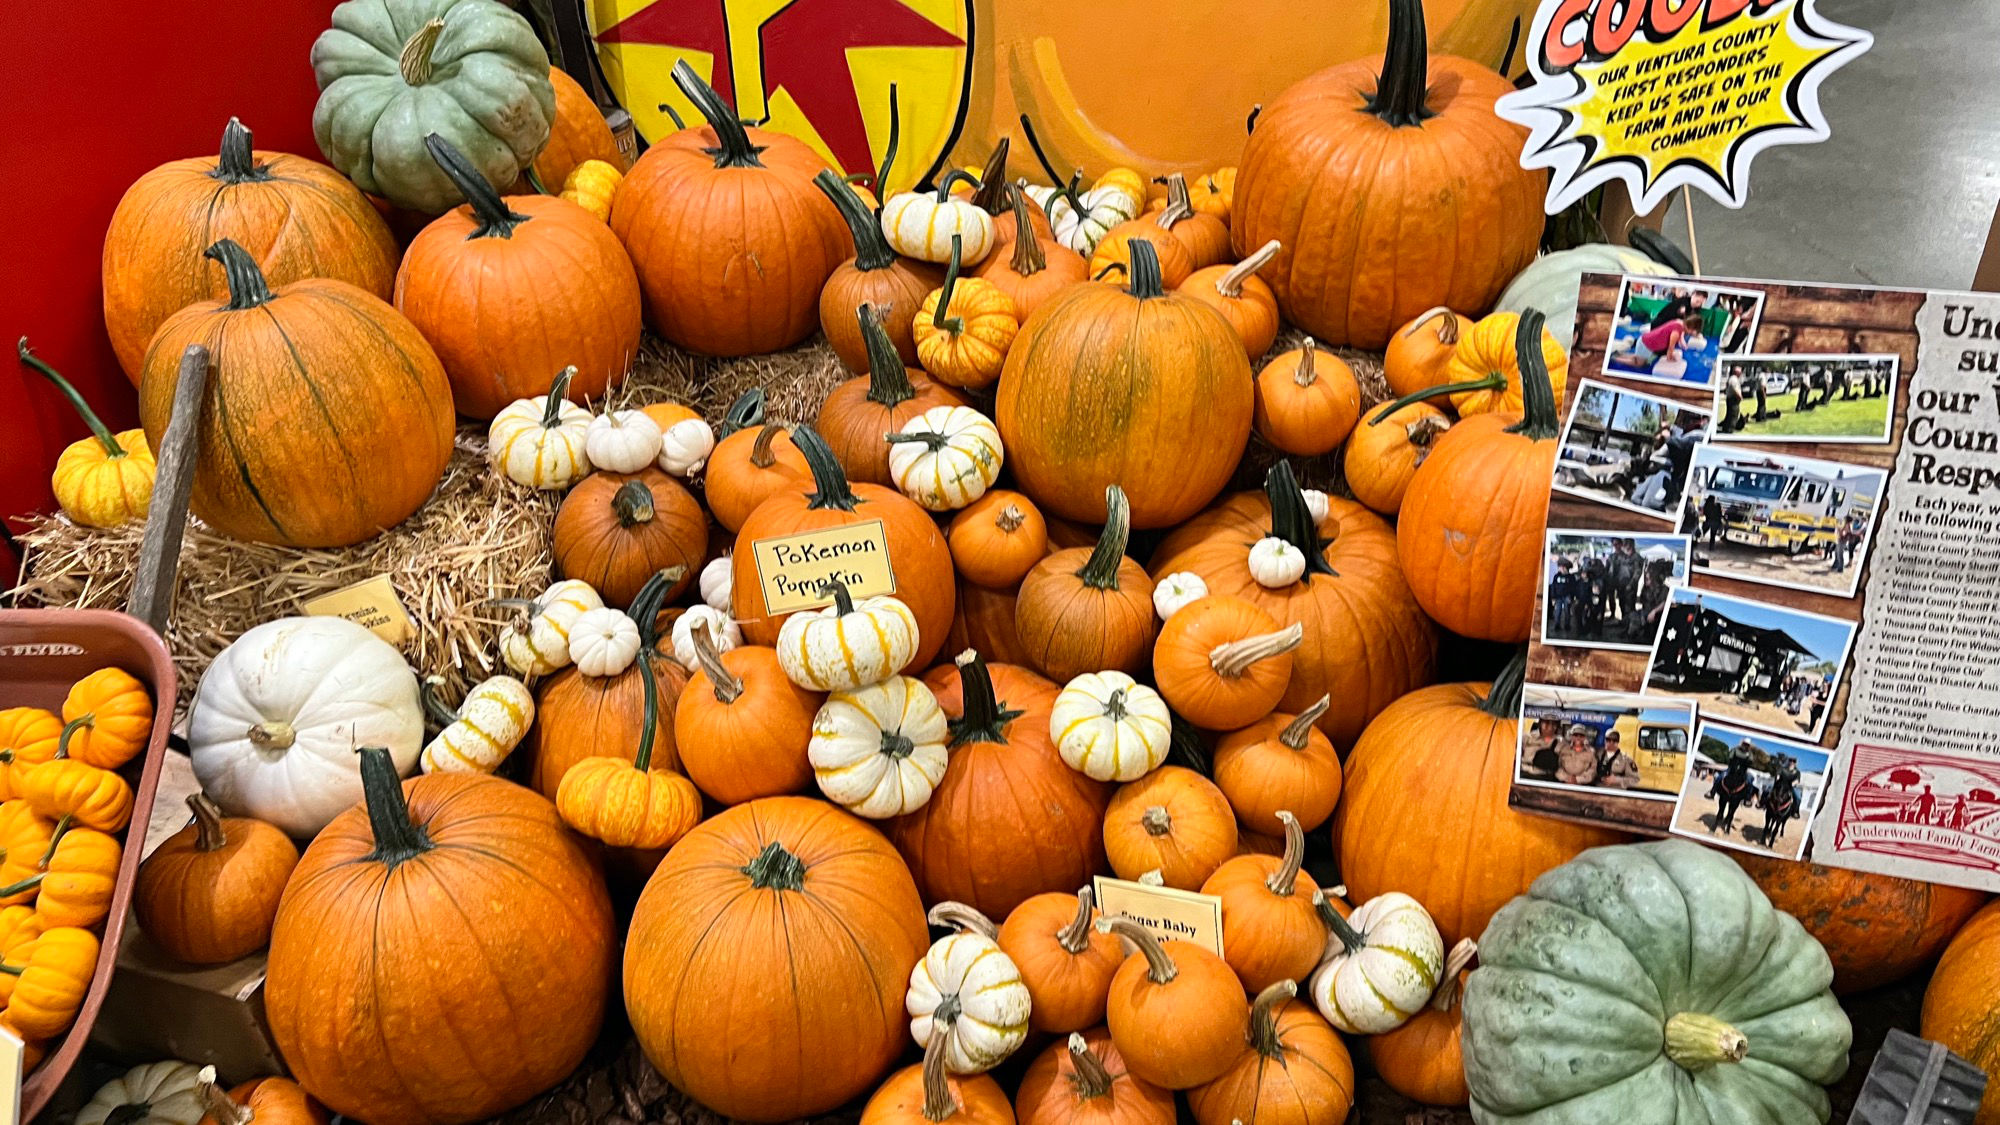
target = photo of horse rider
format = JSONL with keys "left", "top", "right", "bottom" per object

{"left": 1671, "top": 723, "right": 1831, "bottom": 860}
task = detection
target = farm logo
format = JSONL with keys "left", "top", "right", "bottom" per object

{"left": 1833, "top": 743, "right": 2000, "bottom": 872}
{"left": 586, "top": 0, "right": 973, "bottom": 192}
{"left": 1498, "top": 0, "right": 1871, "bottom": 212}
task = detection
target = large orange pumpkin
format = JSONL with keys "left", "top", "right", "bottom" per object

{"left": 1736, "top": 856, "right": 1988, "bottom": 994}
{"left": 626, "top": 797, "right": 928, "bottom": 1122}
{"left": 139, "top": 239, "right": 454, "bottom": 548}
{"left": 1150, "top": 462, "right": 1435, "bottom": 747}
{"left": 265, "top": 749, "right": 614, "bottom": 1125}
{"left": 889, "top": 654, "right": 1109, "bottom": 918}
{"left": 530, "top": 66, "right": 628, "bottom": 188}
{"left": 610, "top": 62, "right": 846, "bottom": 356}
{"left": 817, "top": 171, "right": 944, "bottom": 372}
{"left": 1922, "top": 901, "right": 2000, "bottom": 1125}
{"left": 1335, "top": 652, "right": 1627, "bottom": 946}
{"left": 551, "top": 469, "right": 706, "bottom": 608}
{"left": 102, "top": 117, "right": 398, "bottom": 382}
{"left": 996, "top": 240, "right": 1252, "bottom": 528}
{"left": 1396, "top": 311, "right": 1560, "bottom": 641}
{"left": 395, "top": 135, "right": 641, "bottom": 419}
{"left": 1231, "top": 0, "right": 1542, "bottom": 348}
{"left": 817, "top": 305, "right": 968, "bottom": 486}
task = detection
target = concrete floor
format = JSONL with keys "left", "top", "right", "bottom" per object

{"left": 1658, "top": 0, "right": 2000, "bottom": 292}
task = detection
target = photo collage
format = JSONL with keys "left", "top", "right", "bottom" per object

{"left": 1516, "top": 275, "right": 1910, "bottom": 859}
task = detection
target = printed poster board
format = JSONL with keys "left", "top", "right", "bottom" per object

{"left": 1515, "top": 272, "right": 2000, "bottom": 891}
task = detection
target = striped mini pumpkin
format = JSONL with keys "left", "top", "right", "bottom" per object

{"left": 420, "top": 676, "right": 536, "bottom": 774}
{"left": 886, "top": 405, "right": 1004, "bottom": 512}
{"left": 776, "top": 586, "right": 919, "bottom": 693}
{"left": 499, "top": 579, "right": 603, "bottom": 677}
{"left": 488, "top": 367, "right": 593, "bottom": 489}
{"left": 1309, "top": 891, "right": 1444, "bottom": 1034}
{"left": 907, "top": 904, "right": 1031, "bottom": 1073}
{"left": 1050, "top": 670, "right": 1170, "bottom": 782}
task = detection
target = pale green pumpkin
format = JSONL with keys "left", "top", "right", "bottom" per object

{"left": 1463, "top": 839, "right": 1851, "bottom": 1125}
{"left": 1494, "top": 230, "right": 1694, "bottom": 350}
{"left": 311, "top": 0, "right": 554, "bottom": 214}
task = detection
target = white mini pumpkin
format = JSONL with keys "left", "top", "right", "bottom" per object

{"left": 776, "top": 585, "right": 920, "bottom": 692}
{"left": 886, "top": 405, "right": 1004, "bottom": 511}
{"left": 76, "top": 1061, "right": 208, "bottom": 1125}
{"left": 658, "top": 417, "right": 716, "bottom": 477}
{"left": 568, "top": 606, "right": 641, "bottom": 677}
{"left": 419, "top": 675, "right": 536, "bottom": 774}
{"left": 498, "top": 579, "right": 603, "bottom": 677}
{"left": 1301, "top": 488, "right": 1330, "bottom": 525}
{"left": 1310, "top": 890, "right": 1444, "bottom": 1034}
{"left": 907, "top": 903, "right": 1032, "bottom": 1073}
{"left": 1152, "top": 571, "right": 1209, "bottom": 620}
{"left": 671, "top": 605, "right": 740, "bottom": 670}
{"left": 697, "top": 556, "right": 733, "bottom": 611}
{"left": 810, "top": 676, "right": 949, "bottom": 818}
{"left": 584, "top": 409, "right": 663, "bottom": 474}
{"left": 1038, "top": 183, "right": 1137, "bottom": 254}
{"left": 881, "top": 176, "right": 997, "bottom": 265}
{"left": 1248, "top": 536, "right": 1307, "bottom": 588}
{"left": 190, "top": 616, "right": 423, "bottom": 838}
{"left": 488, "top": 366, "right": 592, "bottom": 489}
{"left": 1050, "top": 671, "right": 1170, "bottom": 782}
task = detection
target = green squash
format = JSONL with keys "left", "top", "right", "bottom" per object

{"left": 1463, "top": 840, "right": 1851, "bottom": 1125}
{"left": 1495, "top": 229, "right": 1694, "bottom": 350}
{"left": 311, "top": 0, "right": 554, "bottom": 214}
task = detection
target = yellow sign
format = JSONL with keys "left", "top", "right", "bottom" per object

{"left": 1499, "top": 0, "right": 1870, "bottom": 212}
{"left": 751, "top": 520, "right": 899, "bottom": 614}
{"left": 303, "top": 575, "right": 416, "bottom": 646}
{"left": 1092, "top": 875, "right": 1224, "bottom": 957}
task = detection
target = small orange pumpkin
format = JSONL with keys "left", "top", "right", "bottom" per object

{"left": 1366, "top": 938, "right": 1477, "bottom": 1107}
{"left": 1186, "top": 979, "right": 1355, "bottom": 1125}
{"left": 0, "top": 710, "right": 62, "bottom": 801}
{"left": 1382, "top": 306, "right": 1470, "bottom": 399}
{"left": 552, "top": 468, "right": 706, "bottom": 609}
{"left": 914, "top": 238, "right": 1020, "bottom": 390}
{"left": 1345, "top": 401, "right": 1452, "bottom": 516}
{"left": 1212, "top": 697, "right": 1342, "bottom": 837}
{"left": 1152, "top": 596, "right": 1300, "bottom": 732}
{"left": 1088, "top": 224, "right": 1193, "bottom": 290}
{"left": 1180, "top": 240, "right": 1282, "bottom": 360}
{"left": 1200, "top": 812, "right": 1326, "bottom": 995}
{"left": 1253, "top": 342, "right": 1362, "bottom": 457}
{"left": 197, "top": 1071, "right": 331, "bottom": 1125}
{"left": 674, "top": 623, "right": 820, "bottom": 805}
{"left": 1015, "top": 485, "right": 1157, "bottom": 683}
{"left": 970, "top": 183, "right": 1088, "bottom": 322}
{"left": 860, "top": 1024, "right": 1015, "bottom": 1125}
{"left": 1103, "top": 766, "right": 1237, "bottom": 890}
{"left": 134, "top": 794, "right": 299, "bottom": 965}
{"left": 553, "top": 618, "right": 704, "bottom": 852}
{"left": 18, "top": 726, "right": 132, "bottom": 832}
{"left": 1375, "top": 307, "right": 1570, "bottom": 421}
{"left": 818, "top": 305, "right": 969, "bottom": 485}
{"left": 949, "top": 490, "right": 1049, "bottom": 590}
{"left": 1015, "top": 1027, "right": 1175, "bottom": 1125}
{"left": 58, "top": 667, "right": 153, "bottom": 770}
{"left": 1147, "top": 175, "right": 1231, "bottom": 270}
{"left": 999, "top": 888, "right": 1124, "bottom": 1035}
{"left": 705, "top": 418, "right": 812, "bottom": 535}
{"left": 1099, "top": 915, "right": 1248, "bottom": 1090}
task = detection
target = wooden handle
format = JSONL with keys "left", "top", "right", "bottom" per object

{"left": 130, "top": 344, "right": 208, "bottom": 635}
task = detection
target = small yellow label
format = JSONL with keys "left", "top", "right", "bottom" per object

{"left": 1092, "top": 876, "right": 1226, "bottom": 958}
{"left": 751, "top": 520, "right": 899, "bottom": 614}
{"left": 303, "top": 575, "right": 416, "bottom": 645}
{"left": 0, "top": 1022, "right": 22, "bottom": 1125}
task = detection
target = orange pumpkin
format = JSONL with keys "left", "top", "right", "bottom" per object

{"left": 1200, "top": 812, "right": 1325, "bottom": 994}
{"left": 1015, "top": 486, "right": 1157, "bottom": 683}
{"left": 627, "top": 796, "right": 928, "bottom": 1121}
{"left": 1736, "top": 855, "right": 1989, "bottom": 994}
{"left": 817, "top": 305, "right": 969, "bottom": 486}
{"left": 1374, "top": 307, "right": 1570, "bottom": 422}
{"left": 1151, "top": 462, "right": 1435, "bottom": 748}
{"left": 1335, "top": 651, "right": 1627, "bottom": 946}
{"left": 1146, "top": 175, "right": 1231, "bottom": 270}
{"left": 0, "top": 710, "right": 60, "bottom": 802}
{"left": 970, "top": 185, "right": 1088, "bottom": 321}
{"left": 1103, "top": 766, "right": 1237, "bottom": 890}
{"left": 1345, "top": 401, "right": 1452, "bottom": 516}
{"left": 914, "top": 241, "right": 1020, "bottom": 391}
{"left": 1152, "top": 596, "right": 1298, "bottom": 731}
{"left": 1366, "top": 939, "right": 1477, "bottom": 1106}
{"left": 553, "top": 621, "right": 704, "bottom": 853}
{"left": 863, "top": 1027, "right": 1016, "bottom": 1125}
{"left": 1253, "top": 342, "right": 1362, "bottom": 457}
{"left": 265, "top": 749, "right": 615, "bottom": 1125}
{"left": 1212, "top": 697, "right": 1341, "bottom": 837}
{"left": 59, "top": 666, "right": 153, "bottom": 770}
{"left": 1921, "top": 901, "right": 2000, "bottom": 1125}
{"left": 611, "top": 62, "right": 846, "bottom": 356}
{"left": 134, "top": 794, "right": 299, "bottom": 966}
{"left": 817, "top": 171, "right": 944, "bottom": 372}
{"left": 524, "top": 636, "right": 687, "bottom": 799}
{"left": 705, "top": 419, "right": 811, "bottom": 534}
{"left": 531, "top": 66, "right": 628, "bottom": 189}
{"left": 675, "top": 625, "right": 821, "bottom": 805}
{"left": 1014, "top": 1027, "right": 1175, "bottom": 1125}
{"left": 198, "top": 1073, "right": 330, "bottom": 1125}
{"left": 1180, "top": 240, "right": 1282, "bottom": 360}
{"left": 395, "top": 135, "right": 642, "bottom": 419}
{"left": 102, "top": 117, "right": 398, "bottom": 381}
{"left": 552, "top": 469, "right": 705, "bottom": 609}
{"left": 949, "top": 491, "right": 1049, "bottom": 589}
{"left": 889, "top": 654, "right": 1109, "bottom": 918}
{"left": 1383, "top": 307, "right": 1470, "bottom": 399}
{"left": 731, "top": 427, "right": 956, "bottom": 670}
{"left": 1186, "top": 980, "right": 1355, "bottom": 1125}
{"left": 1231, "top": 0, "right": 1542, "bottom": 348}
{"left": 1099, "top": 915, "right": 1248, "bottom": 1090}
{"left": 1087, "top": 224, "right": 1193, "bottom": 290}
{"left": 947, "top": 581, "right": 1038, "bottom": 669}
{"left": 999, "top": 888, "right": 1123, "bottom": 1035}
{"left": 1397, "top": 311, "right": 1560, "bottom": 641}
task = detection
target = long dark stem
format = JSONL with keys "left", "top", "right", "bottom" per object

{"left": 1006, "top": 184, "right": 1048, "bottom": 276}
{"left": 932, "top": 168, "right": 982, "bottom": 203}
{"left": 947, "top": 650, "right": 1022, "bottom": 747}
{"left": 359, "top": 746, "right": 432, "bottom": 867}
{"left": 211, "top": 118, "right": 269, "bottom": 183}
{"left": 18, "top": 339, "right": 122, "bottom": 457}
{"left": 633, "top": 649, "right": 660, "bottom": 772}
{"left": 1481, "top": 647, "right": 1529, "bottom": 718}
{"left": 1368, "top": 0, "right": 1436, "bottom": 127}
{"left": 875, "top": 83, "right": 900, "bottom": 203}
{"left": 970, "top": 140, "right": 1011, "bottom": 214}
{"left": 1125, "top": 238, "right": 1165, "bottom": 299}
{"left": 931, "top": 236, "right": 966, "bottom": 333}
{"left": 425, "top": 133, "right": 527, "bottom": 236}
{"left": 1368, "top": 372, "right": 1507, "bottom": 426}
{"left": 673, "top": 58, "right": 765, "bottom": 169}
{"left": 858, "top": 305, "right": 915, "bottom": 400}
{"left": 1074, "top": 485, "right": 1130, "bottom": 591}
{"left": 540, "top": 367, "right": 577, "bottom": 428}
{"left": 720, "top": 387, "right": 766, "bottom": 439}
{"left": 1505, "top": 309, "right": 1561, "bottom": 440}
{"left": 793, "top": 425, "right": 861, "bottom": 512}
{"left": 204, "top": 239, "right": 274, "bottom": 310}
{"left": 1265, "top": 462, "right": 1337, "bottom": 579}
{"left": 816, "top": 170, "right": 896, "bottom": 271}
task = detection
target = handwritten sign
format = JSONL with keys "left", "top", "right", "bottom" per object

{"left": 750, "top": 521, "right": 898, "bottom": 614}
{"left": 1092, "top": 876, "right": 1224, "bottom": 957}
{"left": 1499, "top": 0, "right": 1871, "bottom": 212}
{"left": 303, "top": 575, "right": 415, "bottom": 645}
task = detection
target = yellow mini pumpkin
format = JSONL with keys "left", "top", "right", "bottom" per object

{"left": 0, "top": 804, "right": 57, "bottom": 905}
{"left": 419, "top": 675, "right": 536, "bottom": 774}
{"left": 18, "top": 339, "right": 155, "bottom": 528}
{"left": 60, "top": 667, "right": 153, "bottom": 770}
{"left": 1376, "top": 309, "right": 1571, "bottom": 421}
{"left": 0, "top": 711, "right": 62, "bottom": 802}
{"left": 913, "top": 237, "right": 1019, "bottom": 391}
{"left": 18, "top": 737, "right": 133, "bottom": 833}
{"left": 553, "top": 663, "right": 701, "bottom": 851}
{"left": 559, "top": 159, "right": 623, "bottom": 222}
{"left": 1, "top": 926, "right": 99, "bottom": 1039}
{"left": 2, "top": 824, "right": 121, "bottom": 930}
{"left": 1091, "top": 167, "right": 1148, "bottom": 215}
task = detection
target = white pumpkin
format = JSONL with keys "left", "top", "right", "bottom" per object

{"left": 657, "top": 417, "right": 716, "bottom": 477}
{"left": 419, "top": 675, "right": 536, "bottom": 774}
{"left": 1248, "top": 536, "right": 1307, "bottom": 588}
{"left": 190, "top": 616, "right": 422, "bottom": 838}
{"left": 1496, "top": 241, "right": 1680, "bottom": 351}
{"left": 776, "top": 586, "right": 920, "bottom": 692}
{"left": 498, "top": 579, "right": 603, "bottom": 677}
{"left": 1037, "top": 183, "right": 1136, "bottom": 255}
{"left": 568, "top": 606, "right": 641, "bottom": 677}
{"left": 697, "top": 556, "right": 733, "bottom": 611}
{"left": 488, "top": 366, "right": 592, "bottom": 489}
{"left": 1152, "top": 571, "right": 1209, "bottom": 620}
{"left": 1050, "top": 671, "right": 1170, "bottom": 782}
{"left": 810, "top": 676, "right": 949, "bottom": 818}
{"left": 1309, "top": 890, "right": 1444, "bottom": 1034}
{"left": 907, "top": 903, "right": 1031, "bottom": 1073}
{"left": 583, "top": 409, "right": 663, "bottom": 474}
{"left": 671, "top": 605, "right": 740, "bottom": 670}
{"left": 1301, "top": 488, "right": 1330, "bottom": 525}
{"left": 881, "top": 179, "right": 996, "bottom": 265}
{"left": 886, "top": 405, "right": 1004, "bottom": 511}
{"left": 77, "top": 1061, "right": 207, "bottom": 1125}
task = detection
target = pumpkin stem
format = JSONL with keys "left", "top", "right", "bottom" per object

{"left": 1280, "top": 697, "right": 1330, "bottom": 750}
{"left": 627, "top": 567, "right": 685, "bottom": 650}
{"left": 1005, "top": 184, "right": 1049, "bottom": 276}
{"left": 927, "top": 901, "right": 999, "bottom": 941}
{"left": 748, "top": 424, "right": 786, "bottom": 469}
{"left": 884, "top": 430, "right": 950, "bottom": 454}
{"left": 1246, "top": 104, "right": 1262, "bottom": 133}
{"left": 196, "top": 1067, "right": 251, "bottom": 1125}
{"left": 1064, "top": 1033, "right": 1115, "bottom": 1099}
{"left": 1215, "top": 240, "right": 1279, "bottom": 298}
{"left": 1154, "top": 173, "right": 1195, "bottom": 229}
{"left": 1265, "top": 810, "right": 1306, "bottom": 897}
{"left": 874, "top": 84, "right": 901, "bottom": 205}
{"left": 1094, "top": 915, "right": 1179, "bottom": 984}
{"left": 632, "top": 649, "right": 661, "bottom": 772}
{"left": 881, "top": 724, "right": 916, "bottom": 761}
{"left": 1015, "top": 114, "right": 1075, "bottom": 198}
{"left": 187, "top": 793, "right": 230, "bottom": 853}
{"left": 1630, "top": 226, "right": 1696, "bottom": 274}
{"left": 1369, "top": 0, "right": 1436, "bottom": 127}
{"left": 205, "top": 239, "right": 275, "bottom": 310}
{"left": 1264, "top": 462, "right": 1337, "bottom": 579}
{"left": 1405, "top": 412, "right": 1450, "bottom": 456}
{"left": 969, "top": 141, "right": 1011, "bottom": 214}
{"left": 947, "top": 650, "right": 1023, "bottom": 748}
{"left": 792, "top": 425, "right": 862, "bottom": 512}
{"left": 1316, "top": 890, "right": 1365, "bottom": 954}
{"left": 211, "top": 118, "right": 269, "bottom": 184}
{"left": 816, "top": 171, "right": 896, "bottom": 271}
{"left": 1169, "top": 712, "right": 1210, "bottom": 774}
{"left": 995, "top": 503, "right": 1026, "bottom": 533}
{"left": 918, "top": 1024, "right": 960, "bottom": 1123}
{"left": 1291, "top": 341, "right": 1323, "bottom": 387}
{"left": 742, "top": 839, "right": 807, "bottom": 890}
{"left": 1480, "top": 647, "right": 1529, "bottom": 719}
{"left": 672, "top": 59, "right": 765, "bottom": 169}
{"left": 1663, "top": 1012, "right": 1749, "bottom": 1071}
{"left": 17, "top": 339, "right": 124, "bottom": 459}
{"left": 1141, "top": 805, "right": 1173, "bottom": 837}
{"left": 1429, "top": 939, "right": 1478, "bottom": 1013}
{"left": 720, "top": 388, "right": 767, "bottom": 438}
{"left": 1247, "top": 979, "right": 1297, "bottom": 1057}
{"left": 692, "top": 621, "right": 743, "bottom": 703}
{"left": 1209, "top": 622, "right": 1304, "bottom": 680}
{"left": 1125, "top": 239, "right": 1166, "bottom": 299}
{"left": 0, "top": 870, "right": 43, "bottom": 899}
{"left": 540, "top": 367, "right": 578, "bottom": 429}
{"left": 1075, "top": 485, "right": 1131, "bottom": 591}
{"left": 1055, "top": 886, "right": 1096, "bottom": 954}
{"left": 424, "top": 133, "right": 529, "bottom": 237}
{"left": 1403, "top": 306, "right": 1462, "bottom": 349}
{"left": 819, "top": 577, "right": 857, "bottom": 617}
{"left": 1091, "top": 261, "right": 1128, "bottom": 283}
{"left": 931, "top": 236, "right": 967, "bottom": 334}
{"left": 419, "top": 675, "right": 461, "bottom": 729}
{"left": 1368, "top": 371, "right": 1507, "bottom": 426}
{"left": 246, "top": 720, "right": 295, "bottom": 752}
{"left": 933, "top": 168, "right": 982, "bottom": 204}
{"left": 1505, "top": 309, "right": 1561, "bottom": 440}
{"left": 55, "top": 714, "right": 91, "bottom": 760}
{"left": 858, "top": 306, "right": 917, "bottom": 400}
{"left": 398, "top": 18, "right": 446, "bottom": 85}
{"left": 612, "top": 478, "right": 657, "bottom": 527}
{"left": 358, "top": 745, "right": 432, "bottom": 867}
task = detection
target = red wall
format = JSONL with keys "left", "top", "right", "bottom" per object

{"left": 0, "top": 0, "right": 340, "bottom": 572}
